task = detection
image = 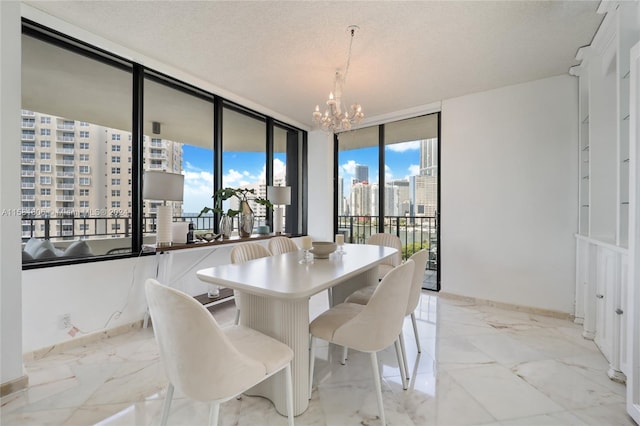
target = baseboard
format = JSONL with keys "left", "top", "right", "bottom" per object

{"left": 1, "top": 375, "right": 28, "bottom": 397}
{"left": 23, "top": 320, "right": 144, "bottom": 362}
{"left": 438, "top": 292, "right": 574, "bottom": 321}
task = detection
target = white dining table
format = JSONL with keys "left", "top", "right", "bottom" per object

{"left": 196, "top": 243, "right": 397, "bottom": 416}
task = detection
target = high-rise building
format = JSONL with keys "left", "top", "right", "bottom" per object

{"left": 20, "top": 110, "right": 183, "bottom": 240}
{"left": 411, "top": 174, "right": 438, "bottom": 217}
{"left": 350, "top": 182, "right": 371, "bottom": 216}
{"left": 386, "top": 179, "right": 410, "bottom": 216}
{"left": 354, "top": 164, "right": 369, "bottom": 184}
{"left": 420, "top": 138, "right": 438, "bottom": 177}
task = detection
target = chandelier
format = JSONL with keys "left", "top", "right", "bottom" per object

{"left": 312, "top": 25, "right": 364, "bottom": 133}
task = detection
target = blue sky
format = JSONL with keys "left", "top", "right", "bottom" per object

{"left": 338, "top": 141, "right": 421, "bottom": 197}
{"left": 181, "top": 141, "right": 420, "bottom": 213}
{"left": 181, "top": 145, "right": 286, "bottom": 214}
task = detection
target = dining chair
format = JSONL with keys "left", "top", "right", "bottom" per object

{"left": 308, "top": 260, "right": 415, "bottom": 426}
{"left": 230, "top": 243, "right": 272, "bottom": 324}
{"left": 367, "top": 233, "right": 403, "bottom": 280}
{"left": 145, "top": 278, "right": 294, "bottom": 426}
{"left": 345, "top": 249, "right": 429, "bottom": 379}
{"left": 268, "top": 236, "right": 299, "bottom": 255}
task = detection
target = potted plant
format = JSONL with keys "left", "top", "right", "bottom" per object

{"left": 199, "top": 187, "right": 273, "bottom": 238}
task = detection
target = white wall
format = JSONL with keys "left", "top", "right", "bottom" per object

{"left": 1, "top": 0, "right": 25, "bottom": 386}
{"left": 440, "top": 74, "right": 579, "bottom": 313}
{"left": 307, "top": 130, "right": 334, "bottom": 241}
{"left": 21, "top": 238, "right": 279, "bottom": 353}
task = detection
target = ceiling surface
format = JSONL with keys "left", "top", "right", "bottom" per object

{"left": 24, "top": 1, "right": 603, "bottom": 130}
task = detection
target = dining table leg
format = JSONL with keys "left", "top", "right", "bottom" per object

{"left": 329, "top": 265, "right": 378, "bottom": 306}
{"left": 240, "top": 293, "right": 310, "bottom": 416}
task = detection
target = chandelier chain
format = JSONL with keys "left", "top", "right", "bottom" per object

{"left": 312, "top": 25, "right": 364, "bottom": 133}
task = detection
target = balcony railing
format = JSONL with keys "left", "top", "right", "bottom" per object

{"left": 56, "top": 160, "right": 75, "bottom": 166}
{"left": 56, "top": 183, "right": 75, "bottom": 189}
{"left": 20, "top": 215, "right": 220, "bottom": 243}
{"left": 21, "top": 110, "right": 35, "bottom": 117}
{"left": 57, "top": 124, "right": 75, "bottom": 131}
{"left": 21, "top": 134, "right": 36, "bottom": 141}
{"left": 55, "top": 196, "right": 75, "bottom": 202}
{"left": 56, "top": 171, "right": 75, "bottom": 177}
{"left": 56, "top": 148, "right": 75, "bottom": 155}
{"left": 21, "top": 171, "right": 36, "bottom": 177}
{"left": 21, "top": 146, "right": 36, "bottom": 153}
{"left": 56, "top": 136, "right": 75, "bottom": 143}
{"left": 21, "top": 121, "right": 36, "bottom": 129}
{"left": 21, "top": 183, "right": 36, "bottom": 190}
{"left": 338, "top": 215, "right": 438, "bottom": 270}
{"left": 21, "top": 158, "right": 36, "bottom": 164}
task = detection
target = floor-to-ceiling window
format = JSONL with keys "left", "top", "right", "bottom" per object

{"left": 336, "top": 126, "right": 380, "bottom": 241}
{"left": 384, "top": 114, "right": 440, "bottom": 290}
{"left": 335, "top": 112, "right": 440, "bottom": 290}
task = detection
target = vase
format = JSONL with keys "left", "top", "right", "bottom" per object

{"left": 219, "top": 214, "right": 232, "bottom": 239}
{"left": 238, "top": 200, "right": 254, "bottom": 238}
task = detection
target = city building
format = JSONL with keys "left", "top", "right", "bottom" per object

{"left": 20, "top": 110, "right": 183, "bottom": 241}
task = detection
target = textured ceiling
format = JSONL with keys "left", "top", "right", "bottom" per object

{"left": 24, "top": 1, "right": 602, "bottom": 130}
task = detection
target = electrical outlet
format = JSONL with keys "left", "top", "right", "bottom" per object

{"left": 58, "top": 313, "right": 71, "bottom": 329}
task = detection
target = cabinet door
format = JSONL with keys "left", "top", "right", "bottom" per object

{"left": 594, "top": 247, "right": 616, "bottom": 363}
{"left": 626, "top": 40, "right": 640, "bottom": 425}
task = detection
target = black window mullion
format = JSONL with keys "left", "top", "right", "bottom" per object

{"left": 266, "top": 118, "right": 274, "bottom": 229}
{"left": 285, "top": 129, "right": 300, "bottom": 234}
{"left": 131, "top": 64, "right": 144, "bottom": 253}
{"left": 378, "top": 125, "right": 385, "bottom": 234}
{"left": 333, "top": 134, "right": 339, "bottom": 236}
{"left": 213, "top": 97, "right": 223, "bottom": 234}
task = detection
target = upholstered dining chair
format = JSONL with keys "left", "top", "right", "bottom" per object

{"left": 230, "top": 243, "right": 272, "bottom": 324}
{"left": 145, "top": 278, "right": 294, "bottom": 426}
{"left": 308, "top": 260, "right": 415, "bottom": 426}
{"left": 268, "top": 236, "right": 299, "bottom": 255}
{"left": 345, "top": 249, "right": 429, "bottom": 379}
{"left": 367, "top": 233, "right": 403, "bottom": 280}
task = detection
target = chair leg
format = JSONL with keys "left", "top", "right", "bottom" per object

{"left": 394, "top": 338, "right": 408, "bottom": 390}
{"left": 234, "top": 308, "right": 240, "bottom": 325}
{"left": 309, "top": 335, "right": 316, "bottom": 399}
{"left": 370, "top": 352, "right": 386, "bottom": 426}
{"left": 341, "top": 346, "right": 348, "bottom": 365}
{"left": 208, "top": 402, "right": 220, "bottom": 426}
{"left": 285, "top": 363, "right": 294, "bottom": 426}
{"left": 398, "top": 332, "right": 410, "bottom": 381}
{"left": 411, "top": 312, "right": 421, "bottom": 353}
{"left": 160, "top": 383, "right": 174, "bottom": 426}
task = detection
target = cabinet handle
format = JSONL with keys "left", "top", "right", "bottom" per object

{"left": 596, "top": 294, "right": 604, "bottom": 299}
{"left": 616, "top": 308, "right": 624, "bottom": 315}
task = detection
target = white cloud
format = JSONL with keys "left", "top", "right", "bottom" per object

{"left": 408, "top": 164, "right": 420, "bottom": 176}
{"left": 182, "top": 169, "right": 214, "bottom": 214}
{"left": 386, "top": 141, "right": 421, "bottom": 152}
{"left": 341, "top": 160, "right": 357, "bottom": 176}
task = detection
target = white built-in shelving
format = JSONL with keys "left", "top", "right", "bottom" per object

{"left": 570, "top": 0, "right": 639, "bottom": 388}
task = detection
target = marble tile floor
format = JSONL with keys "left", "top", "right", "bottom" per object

{"left": 1, "top": 292, "right": 635, "bottom": 426}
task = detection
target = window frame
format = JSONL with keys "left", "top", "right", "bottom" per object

{"left": 21, "top": 18, "right": 307, "bottom": 270}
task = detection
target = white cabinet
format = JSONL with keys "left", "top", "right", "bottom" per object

{"left": 571, "top": 0, "right": 639, "bottom": 386}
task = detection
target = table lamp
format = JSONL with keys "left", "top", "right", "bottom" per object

{"left": 267, "top": 186, "right": 291, "bottom": 235}
{"left": 143, "top": 170, "right": 184, "bottom": 247}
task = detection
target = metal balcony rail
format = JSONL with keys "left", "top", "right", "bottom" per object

{"left": 337, "top": 215, "right": 438, "bottom": 270}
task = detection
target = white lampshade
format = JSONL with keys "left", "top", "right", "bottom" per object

{"left": 143, "top": 171, "right": 184, "bottom": 202}
{"left": 143, "top": 171, "right": 184, "bottom": 247}
{"left": 267, "top": 186, "right": 291, "bottom": 206}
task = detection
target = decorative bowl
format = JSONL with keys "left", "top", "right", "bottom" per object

{"left": 310, "top": 241, "right": 337, "bottom": 259}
